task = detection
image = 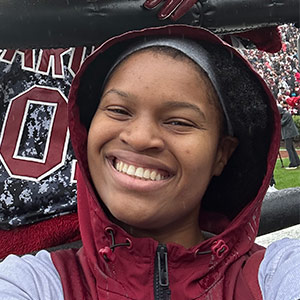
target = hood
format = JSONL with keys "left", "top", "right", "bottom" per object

{"left": 67, "top": 25, "right": 280, "bottom": 295}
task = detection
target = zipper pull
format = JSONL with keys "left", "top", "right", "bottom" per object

{"left": 157, "top": 245, "right": 169, "bottom": 287}
{"left": 154, "top": 244, "right": 171, "bottom": 300}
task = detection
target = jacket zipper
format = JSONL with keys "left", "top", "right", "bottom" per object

{"left": 154, "top": 244, "right": 171, "bottom": 300}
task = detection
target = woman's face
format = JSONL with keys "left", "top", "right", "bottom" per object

{"left": 87, "top": 50, "right": 236, "bottom": 246}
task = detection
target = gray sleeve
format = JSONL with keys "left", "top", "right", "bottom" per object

{"left": 258, "top": 238, "right": 300, "bottom": 300}
{"left": 280, "top": 112, "right": 290, "bottom": 127}
{"left": 0, "top": 250, "right": 64, "bottom": 300}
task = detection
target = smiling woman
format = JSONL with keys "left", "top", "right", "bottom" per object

{"left": 87, "top": 47, "right": 238, "bottom": 246}
{"left": 0, "top": 25, "right": 283, "bottom": 300}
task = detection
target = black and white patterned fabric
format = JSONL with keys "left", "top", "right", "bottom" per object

{"left": 0, "top": 47, "right": 94, "bottom": 229}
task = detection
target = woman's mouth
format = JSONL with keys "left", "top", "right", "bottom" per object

{"left": 112, "top": 158, "right": 169, "bottom": 181}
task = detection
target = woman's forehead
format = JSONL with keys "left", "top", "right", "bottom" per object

{"left": 101, "top": 50, "right": 224, "bottom": 131}
{"left": 111, "top": 48, "right": 208, "bottom": 78}
{"left": 106, "top": 50, "right": 210, "bottom": 89}
{"left": 105, "top": 49, "right": 222, "bottom": 114}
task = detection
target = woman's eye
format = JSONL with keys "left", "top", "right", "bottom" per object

{"left": 167, "top": 120, "right": 194, "bottom": 127}
{"left": 107, "top": 107, "right": 130, "bottom": 116}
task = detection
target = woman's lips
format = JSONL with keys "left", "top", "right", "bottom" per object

{"left": 106, "top": 150, "right": 175, "bottom": 176}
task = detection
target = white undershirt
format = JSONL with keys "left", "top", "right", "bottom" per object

{"left": 258, "top": 238, "right": 300, "bottom": 300}
{"left": 0, "top": 250, "right": 63, "bottom": 300}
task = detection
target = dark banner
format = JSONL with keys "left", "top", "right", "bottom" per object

{"left": 0, "top": 0, "right": 298, "bottom": 49}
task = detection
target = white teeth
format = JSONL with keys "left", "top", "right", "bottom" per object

{"left": 127, "top": 165, "right": 135, "bottom": 176}
{"left": 143, "top": 169, "right": 150, "bottom": 179}
{"left": 150, "top": 171, "right": 157, "bottom": 180}
{"left": 114, "top": 160, "right": 167, "bottom": 181}
{"left": 122, "top": 163, "right": 128, "bottom": 173}
{"left": 135, "top": 167, "right": 144, "bottom": 178}
{"left": 155, "top": 174, "right": 161, "bottom": 181}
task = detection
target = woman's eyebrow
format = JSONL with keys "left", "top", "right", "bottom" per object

{"left": 163, "top": 101, "right": 206, "bottom": 120}
{"left": 102, "top": 88, "right": 130, "bottom": 99}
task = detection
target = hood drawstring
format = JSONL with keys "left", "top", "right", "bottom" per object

{"left": 211, "top": 239, "right": 229, "bottom": 258}
{"left": 99, "top": 227, "right": 132, "bottom": 262}
{"left": 99, "top": 229, "right": 229, "bottom": 261}
{"left": 195, "top": 239, "right": 229, "bottom": 259}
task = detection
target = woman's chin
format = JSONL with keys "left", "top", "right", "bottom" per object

{"left": 111, "top": 210, "right": 162, "bottom": 235}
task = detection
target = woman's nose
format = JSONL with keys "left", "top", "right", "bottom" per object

{"left": 119, "top": 117, "right": 165, "bottom": 152}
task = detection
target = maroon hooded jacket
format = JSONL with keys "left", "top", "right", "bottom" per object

{"left": 51, "top": 25, "right": 280, "bottom": 299}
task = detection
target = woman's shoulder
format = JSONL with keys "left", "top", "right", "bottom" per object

{"left": 259, "top": 238, "right": 300, "bottom": 300}
{"left": 0, "top": 250, "right": 64, "bottom": 300}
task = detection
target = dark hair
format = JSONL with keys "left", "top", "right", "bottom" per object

{"left": 199, "top": 44, "right": 273, "bottom": 219}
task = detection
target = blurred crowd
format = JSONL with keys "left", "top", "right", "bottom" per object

{"left": 241, "top": 24, "right": 300, "bottom": 115}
